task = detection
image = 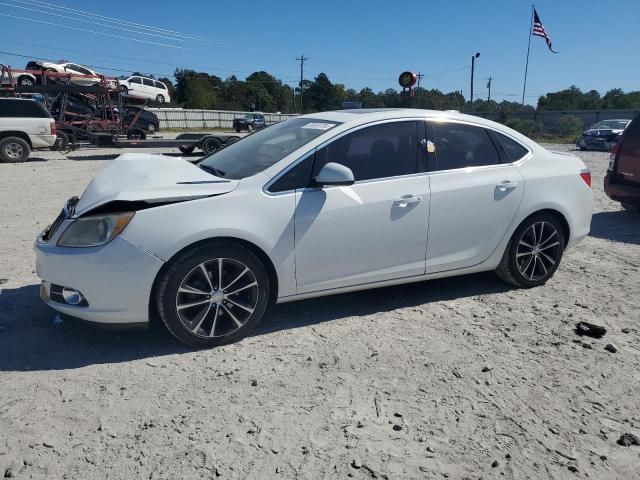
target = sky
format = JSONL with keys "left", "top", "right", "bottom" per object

{"left": 1, "top": 0, "right": 639, "bottom": 105}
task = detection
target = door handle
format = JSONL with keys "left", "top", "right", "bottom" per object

{"left": 393, "top": 196, "right": 421, "bottom": 207}
{"left": 496, "top": 180, "right": 518, "bottom": 191}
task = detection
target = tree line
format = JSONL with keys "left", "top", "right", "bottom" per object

{"left": 147, "top": 69, "right": 640, "bottom": 114}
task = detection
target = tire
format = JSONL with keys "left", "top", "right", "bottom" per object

{"left": 247, "top": 124, "right": 254, "bottom": 132}
{"left": 155, "top": 94, "right": 165, "bottom": 104}
{"left": 121, "top": 85, "right": 128, "bottom": 95}
{"left": 127, "top": 129, "right": 146, "bottom": 140}
{"left": 179, "top": 145, "right": 196, "bottom": 154}
{"left": 621, "top": 202, "right": 640, "bottom": 213}
{"left": 17, "top": 75, "right": 34, "bottom": 87}
{"left": 495, "top": 213, "right": 565, "bottom": 288}
{"left": 235, "top": 128, "right": 241, "bottom": 133}
{"left": 155, "top": 241, "right": 270, "bottom": 348}
{"left": 51, "top": 131, "right": 70, "bottom": 153}
{"left": 0, "top": 136, "right": 30, "bottom": 163}
{"left": 147, "top": 123, "right": 156, "bottom": 134}
{"left": 201, "top": 137, "right": 222, "bottom": 154}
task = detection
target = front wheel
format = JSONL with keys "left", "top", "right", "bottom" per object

{"left": 496, "top": 213, "right": 565, "bottom": 288}
{"left": 155, "top": 94, "right": 165, "bottom": 103}
{"left": 156, "top": 242, "right": 270, "bottom": 347}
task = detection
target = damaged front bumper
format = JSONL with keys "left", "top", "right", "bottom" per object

{"left": 35, "top": 212, "right": 164, "bottom": 324}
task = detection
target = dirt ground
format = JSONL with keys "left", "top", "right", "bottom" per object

{"left": 1, "top": 144, "right": 639, "bottom": 480}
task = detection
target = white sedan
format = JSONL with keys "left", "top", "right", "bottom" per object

{"left": 35, "top": 109, "right": 593, "bottom": 347}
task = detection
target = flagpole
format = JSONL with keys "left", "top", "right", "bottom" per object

{"left": 521, "top": 4, "right": 534, "bottom": 110}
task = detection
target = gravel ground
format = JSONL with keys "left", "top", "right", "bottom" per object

{"left": 1, "top": 144, "right": 639, "bottom": 480}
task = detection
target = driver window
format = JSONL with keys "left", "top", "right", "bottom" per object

{"left": 313, "top": 121, "right": 418, "bottom": 181}
{"left": 431, "top": 123, "right": 501, "bottom": 170}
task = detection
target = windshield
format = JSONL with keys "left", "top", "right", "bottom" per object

{"left": 199, "top": 118, "right": 340, "bottom": 179}
{"left": 244, "top": 114, "right": 254, "bottom": 119}
{"left": 591, "top": 120, "right": 629, "bottom": 130}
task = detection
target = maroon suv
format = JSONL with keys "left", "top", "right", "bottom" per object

{"left": 605, "top": 114, "right": 640, "bottom": 211}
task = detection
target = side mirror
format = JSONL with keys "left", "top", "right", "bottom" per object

{"left": 314, "top": 162, "right": 355, "bottom": 187}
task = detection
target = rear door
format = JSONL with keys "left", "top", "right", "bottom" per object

{"left": 616, "top": 117, "right": 640, "bottom": 183}
{"left": 425, "top": 121, "right": 524, "bottom": 273}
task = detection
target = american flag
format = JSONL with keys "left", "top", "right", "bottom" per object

{"left": 532, "top": 8, "right": 558, "bottom": 53}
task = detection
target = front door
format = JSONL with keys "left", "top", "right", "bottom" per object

{"left": 425, "top": 121, "right": 524, "bottom": 273}
{"left": 294, "top": 120, "right": 430, "bottom": 293}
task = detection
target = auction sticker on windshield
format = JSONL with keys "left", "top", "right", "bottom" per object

{"left": 301, "top": 122, "right": 336, "bottom": 130}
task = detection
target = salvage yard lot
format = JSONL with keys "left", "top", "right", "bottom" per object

{"left": 0, "top": 145, "right": 639, "bottom": 479}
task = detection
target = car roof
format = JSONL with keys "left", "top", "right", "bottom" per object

{"left": 298, "top": 108, "right": 540, "bottom": 150}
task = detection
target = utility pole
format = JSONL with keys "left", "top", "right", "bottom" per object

{"left": 296, "top": 54, "right": 308, "bottom": 114}
{"left": 416, "top": 72, "right": 424, "bottom": 90}
{"left": 486, "top": 76, "right": 492, "bottom": 102}
{"left": 470, "top": 52, "right": 480, "bottom": 105}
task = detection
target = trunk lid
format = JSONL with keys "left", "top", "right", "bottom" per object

{"left": 74, "top": 153, "right": 238, "bottom": 216}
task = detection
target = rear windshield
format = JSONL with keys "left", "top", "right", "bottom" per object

{"left": 0, "top": 100, "right": 51, "bottom": 118}
{"left": 199, "top": 118, "right": 340, "bottom": 180}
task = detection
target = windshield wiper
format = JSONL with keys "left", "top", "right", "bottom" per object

{"left": 199, "top": 164, "right": 226, "bottom": 178}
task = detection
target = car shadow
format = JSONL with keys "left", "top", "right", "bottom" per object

{"left": 589, "top": 209, "right": 640, "bottom": 246}
{"left": 0, "top": 273, "right": 512, "bottom": 372}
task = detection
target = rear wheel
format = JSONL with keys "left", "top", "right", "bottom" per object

{"left": 156, "top": 242, "right": 270, "bottom": 347}
{"left": 201, "top": 137, "right": 222, "bottom": 154}
{"left": 0, "top": 136, "right": 30, "bottom": 163}
{"left": 156, "top": 94, "right": 165, "bottom": 103}
{"left": 121, "top": 85, "right": 128, "bottom": 95}
{"left": 496, "top": 213, "right": 565, "bottom": 288}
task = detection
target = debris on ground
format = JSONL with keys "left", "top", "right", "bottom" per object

{"left": 575, "top": 321, "right": 607, "bottom": 339}
{"left": 617, "top": 433, "right": 640, "bottom": 447}
{"left": 604, "top": 344, "right": 618, "bottom": 353}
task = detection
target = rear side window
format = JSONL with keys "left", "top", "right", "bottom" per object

{"left": 143, "top": 78, "right": 154, "bottom": 87}
{"left": 313, "top": 121, "right": 418, "bottom": 181}
{"left": 268, "top": 155, "right": 313, "bottom": 193}
{"left": 432, "top": 123, "right": 501, "bottom": 170}
{"left": 495, "top": 132, "right": 529, "bottom": 162}
{"left": 0, "top": 100, "right": 50, "bottom": 118}
{"left": 154, "top": 81, "right": 166, "bottom": 90}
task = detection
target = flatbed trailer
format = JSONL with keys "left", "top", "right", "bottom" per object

{"left": 92, "top": 132, "right": 241, "bottom": 154}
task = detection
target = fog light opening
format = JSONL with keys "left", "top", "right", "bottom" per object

{"left": 62, "top": 287, "right": 84, "bottom": 305}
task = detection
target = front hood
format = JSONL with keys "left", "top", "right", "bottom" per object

{"left": 74, "top": 153, "right": 238, "bottom": 216}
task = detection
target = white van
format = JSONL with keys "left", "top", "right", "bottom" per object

{"left": 120, "top": 76, "right": 170, "bottom": 104}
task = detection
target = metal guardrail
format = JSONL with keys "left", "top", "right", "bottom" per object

{"left": 148, "top": 108, "right": 298, "bottom": 129}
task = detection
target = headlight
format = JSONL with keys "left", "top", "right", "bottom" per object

{"left": 57, "top": 212, "right": 135, "bottom": 247}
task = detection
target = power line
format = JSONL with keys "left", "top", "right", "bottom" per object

{"left": 0, "top": 1, "right": 198, "bottom": 44}
{"left": 0, "top": 13, "right": 187, "bottom": 49}
{"left": 14, "top": 0, "right": 223, "bottom": 44}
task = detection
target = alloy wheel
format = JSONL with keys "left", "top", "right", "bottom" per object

{"left": 175, "top": 258, "right": 259, "bottom": 338}
{"left": 515, "top": 221, "right": 561, "bottom": 281}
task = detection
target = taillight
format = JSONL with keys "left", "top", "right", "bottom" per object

{"left": 50, "top": 121, "right": 56, "bottom": 136}
{"left": 608, "top": 143, "right": 619, "bottom": 172}
{"left": 580, "top": 168, "right": 591, "bottom": 188}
